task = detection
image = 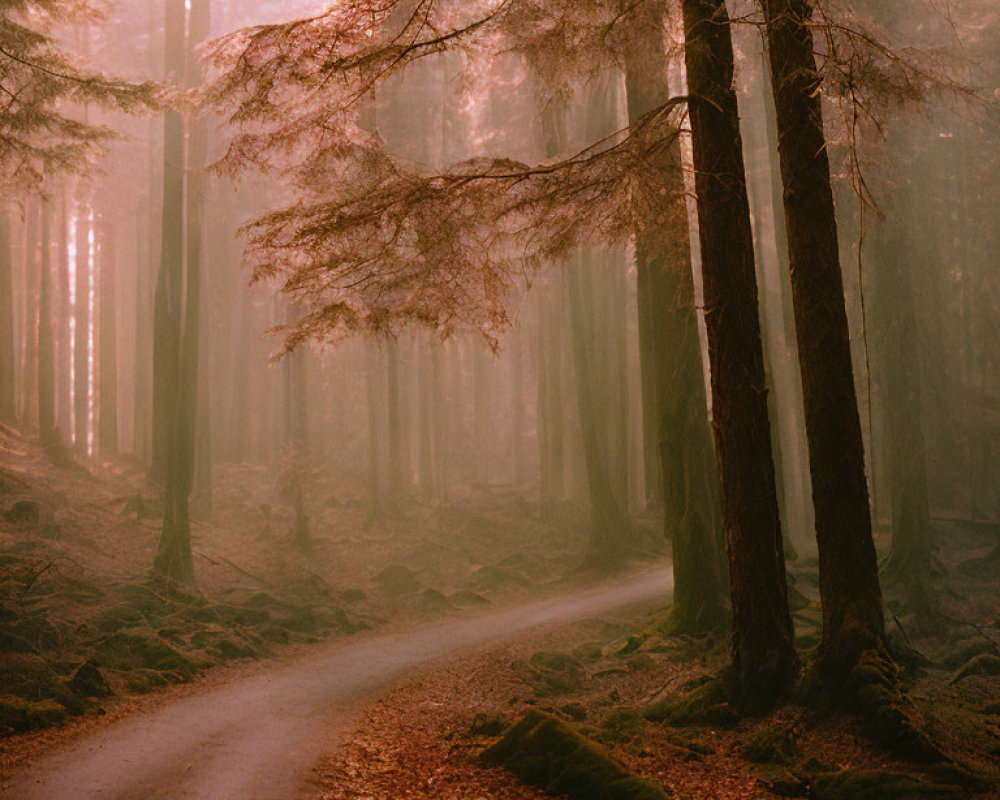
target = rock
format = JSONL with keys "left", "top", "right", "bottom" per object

{"left": 743, "top": 724, "right": 797, "bottom": 765}
{"left": 0, "top": 695, "right": 67, "bottom": 731}
{"left": 519, "top": 651, "right": 586, "bottom": 696}
{"left": 811, "top": 770, "right": 962, "bottom": 800}
{"left": 372, "top": 564, "right": 422, "bottom": 596}
{"left": 337, "top": 588, "right": 369, "bottom": 604}
{"left": 415, "top": 588, "right": 454, "bottom": 614}
{"left": 4, "top": 500, "right": 43, "bottom": 526}
{"left": 600, "top": 708, "right": 645, "bottom": 742}
{"left": 480, "top": 709, "right": 671, "bottom": 800}
{"left": 0, "top": 654, "right": 84, "bottom": 714}
{"left": 69, "top": 661, "right": 110, "bottom": 698}
{"left": 756, "top": 766, "right": 808, "bottom": 798}
{"left": 94, "top": 630, "right": 196, "bottom": 676}
{"left": 571, "top": 642, "right": 604, "bottom": 664}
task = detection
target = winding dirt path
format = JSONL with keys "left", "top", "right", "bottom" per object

{"left": 1, "top": 568, "right": 671, "bottom": 800}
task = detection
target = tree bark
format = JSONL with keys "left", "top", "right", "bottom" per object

{"left": 98, "top": 226, "right": 118, "bottom": 456}
{"left": 37, "top": 203, "right": 55, "bottom": 446}
{"left": 681, "top": 0, "right": 798, "bottom": 710}
{"left": 763, "top": 0, "right": 885, "bottom": 679}
{"left": 625, "top": 0, "right": 726, "bottom": 632}
{"left": 0, "top": 212, "right": 16, "bottom": 424}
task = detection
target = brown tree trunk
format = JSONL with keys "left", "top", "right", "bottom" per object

{"left": 625, "top": 0, "right": 726, "bottom": 632}
{"left": 37, "top": 203, "right": 55, "bottom": 446}
{"left": 681, "top": 0, "right": 798, "bottom": 710}
{"left": 763, "top": 0, "right": 885, "bottom": 680}
{"left": 73, "top": 193, "right": 90, "bottom": 454}
{"left": 98, "top": 226, "right": 118, "bottom": 457}
{"left": 0, "top": 212, "right": 15, "bottom": 424}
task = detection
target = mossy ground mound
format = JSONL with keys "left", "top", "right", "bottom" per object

{"left": 811, "top": 770, "right": 963, "bottom": 800}
{"left": 481, "top": 709, "right": 671, "bottom": 800}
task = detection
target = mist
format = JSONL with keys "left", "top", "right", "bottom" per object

{"left": 1, "top": 0, "right": 998, "bottom": 798}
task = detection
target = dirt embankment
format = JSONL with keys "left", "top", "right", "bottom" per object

{"left": 0, "top": 422, "right": 642, "bottom": 744}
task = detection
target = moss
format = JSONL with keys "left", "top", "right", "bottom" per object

{"left": 743, "top": 724, "right": 797, "bottom": 764}
{"left": 572, "top": 642, "right": 605, "bottom": 664}
{"left": 480, "top": 710, "right": 671, "bottom": 800}
{"left": 756, "top": 765, "right": 808, "bottom": 798}
{"left": 599, "top": 708, "right": 645, "bottom": 742}
{"left": 811, "top": 770, "right": 962, "bottom": 800}
{"left": 0, "top": 695, "right": 67, "bottom": 731}
{"left": 94, "top": 630, "right": 196, "bottom": 676}
{"left": 644, "top": 676, "right": 735, "bottom": 727}
{"left": 514, "top": 651, "right": 586, "bottom": 697}
{"left": 949, "top": 654, "right": 1000, "bottom": 684}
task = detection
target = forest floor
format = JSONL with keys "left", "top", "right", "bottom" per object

{"left": 312, "top": 523, "right": 1000, "bottom": 800}
{"left": 0, "top": 421, "right": 663, "bottom": 774}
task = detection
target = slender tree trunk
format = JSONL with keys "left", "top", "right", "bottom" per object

{"left": 763, "top": 0, "right": 885, "bottom": 681}
{"left": 73, "top": 194, "right": 90, "bottom": 454}
{"left": 0, "top": 212, "right": 15, "bottom": 425}
{"left": 366, "top": 340, "right": 382, "bottom": 525}
{"left": 37, "top": 203, "right": 55, "bottom": 446}
{"left": 386, "top": 337, "right": 404, "bottom": 512}
{"left": 681, "top": 0, "right": 798, "bottom": 710}
{"left": 98, "top": 226, "right": 118, "bottom": 456}
{"left": 567, "top": 252, "right": 630, "bottom": 564}
{"left": 21, "top": 202, "right": 39, "bottom": 432}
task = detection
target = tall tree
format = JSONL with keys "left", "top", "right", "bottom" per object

{"left": 37, "top": 201, "right": 55, "bottom": 445}
{"left": 625, "top": 0, "right": 726, "bottom": 631}
{"left": 681, "top": 0, "right": 798, "bottom": 710}
{"left": 0, "top": 212, "right": 13, "bottom": 424}
{"left": 762, "top": 0, "right": 886, "bottom": 685}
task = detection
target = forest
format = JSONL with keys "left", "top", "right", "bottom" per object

{"left": 0, "top": 0, "right": 998, "bottom": 798}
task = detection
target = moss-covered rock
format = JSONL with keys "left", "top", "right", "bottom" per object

{"left": 756, "top": 765, "right": 808, "bottom": 798}
{"left": 0, "top": 653, "right": 83, "bottom": 712}
{"left": 644, "top": 677, "right": 735, "bottom": 727}
{"left": 68, "top": 661, "right": 110, "bottom": 698}
{"left": 480, "top": 709, "right": 671, "bottom": 800}
{"left": 0, "top": 695, "right": 67, "bottom": 731}
{"left": 514, "top": 651, "right": 586, "bottom": 697}
{"left": 811, "top": 770, "right": 962, "bottom": 800}
{"left": 94, "top": 630, "right": 196, "bottom": 676}
{"left": 743, "top": 724, "right": 797, "bottom": 764}
{"left": 599, "top": 708, "right": 645, "bottom": 742}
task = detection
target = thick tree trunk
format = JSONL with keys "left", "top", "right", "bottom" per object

{"left": 625, "top": 0, "right": 726, "bottom": 632}
{"left": 763, "top": 0, "right": 885, "bottom": 679}
{"left": 681, "top": 0, "right": 798, "bottom": 710}
{"left": 875, "top": 225, "right": 935, "bottom": 615}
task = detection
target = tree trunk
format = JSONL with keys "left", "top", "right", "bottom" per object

{"left": 98, "top": 226, "right": 118, "bottom": 457}
{"left": 567, "top": 251, "right": 630, "bottom": 565}
{"left": 625, "top": 0, "right": 726, "bottom": 632}
{"left": 73, "top": 195, "right": 89, "bottom": 453}
{"left": 763, "top": 0, "right": 885, "bottom": 680}
{"left": 0, "top": 212, "right": 16, "bottom": 424}
{"left": 875, "top": 224, "right": 935, "bottom": 615}
{"left": 37, "top": 204, "right": 55, "bottom": 446}
{"left": 681, "top": 0, "right": 798, "bottom": 710}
